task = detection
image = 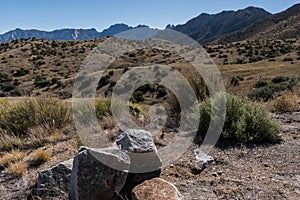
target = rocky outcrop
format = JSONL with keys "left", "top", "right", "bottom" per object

{"left": 69, "top": 146, "right": 130, "bottom": 200}
{"left": 116, "top": 129, "right": 162, "bottom": 197}
{"left": 35, "top": 159, "right": 73, "bottom": 197}
{"left": 131, "top": 178, "right": 182, "bottom": 200}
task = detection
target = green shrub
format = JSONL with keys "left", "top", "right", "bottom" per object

{"left": 13, "top": 68, "right": 29, "bottom": 77}
{"left": 198, "top": 93, "right": 280, "bottom": 143}
{"left": 230, "top": 76, "right": 239, "bottom": 86}
{"left": 95, "top": 97, "right": 111, "bottom": 118}
{"left": 248, "top": 83, "right": 288, "bottom": 101}
{"left": 282, "top": 57, "right": 293, "bottom": 62}
{"left": 272, "top": 76, "right": 289, "bottom": 84}
{"left": 157, "top": 85, "right": 167, "bottom": 98}
{"left": 254, "top": 80, "right": 268, "bottom": 88}
{"left": 97, "top": 75, "right": 110, "bottom": 89}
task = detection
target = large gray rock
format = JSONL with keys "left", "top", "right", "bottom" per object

{"left": 36, "top": 159, "right": 73, "bottom": 197}
{"left": 116, "top": 129, "right": 162, "bottom": 172}
{"left": 131, "top": 178, "right": 183, "bottom": 200}
{"left": 70, "top": 146, "right": 130, "bottom": 200}
{"left": 116, "top": 129, "right": 162, "bottom": 198}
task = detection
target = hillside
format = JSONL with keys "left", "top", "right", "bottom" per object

{"left": 168, "top": 6, "right": 271, "bottom": 45}
{"left": 0, "top": 37, "right": 299, "bottom": 100}
{"left": 216, "top": 3, "right": 300, "bottom": 44}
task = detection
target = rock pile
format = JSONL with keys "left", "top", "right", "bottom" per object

{"left": 35, "top": 129, "right": 181, "bottom": 200}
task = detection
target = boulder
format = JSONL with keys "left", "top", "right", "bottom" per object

{"left": 194, "top": 149, "right": 214, "bottom": 170}
{"left": 131, "top": 178, "right": 183, "bottom": 200}
{"left": 70, "top": 146, "right": 130, "bottom": 200}
{"left": 36, "top": 159, "right": 73, "bottom": 197}
{"left": 116, "top": 129, "right": 162, "bottom": 172}
{"left": 116, "top": 129, "right": 162, "bottom": 197}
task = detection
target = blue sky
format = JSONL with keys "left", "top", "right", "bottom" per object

{"left": 0, "top": 0, "right": 299, "bottom": 33}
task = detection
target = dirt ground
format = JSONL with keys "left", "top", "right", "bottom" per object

{"left": 0, "top": 112, "right": 299, "bottom": 200}
{"left": 161, "top": 112, "right": 300, "bottom": 199}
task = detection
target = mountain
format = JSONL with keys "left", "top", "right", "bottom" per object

{"left": 0, "top": 24, "right": 149, "bottom": 43}
{"left": 216, "top": 3, "right": 300, "bottom": 44}
{"left": 168, "top": 6, "right": 271, "bottom": 45}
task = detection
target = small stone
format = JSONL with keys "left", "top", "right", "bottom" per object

{"left": 212, "top": 172, "right": 218, "bottom": 177}
{"left": 194, "top": 149, "right": 214, "bottom": 170}
{"left": 131, "top": 178, "right": 183, "bottom": 200}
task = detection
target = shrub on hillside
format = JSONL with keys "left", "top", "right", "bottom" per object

{"left": 95, "top": 97, "right": 111, "bottom": 118}
{"left": 198, "top": 93, "right": 280, "bottom": 143}
{"left": 271, "top": 94, "right": 299, "bottom": 113}
{"left": 248, "top": 83, "right": 288, "bottom": 101}
{"left": 254, "top": 80, "right": 268, "bottom": 88}
{"left": 0, "top": 98, "right": 71, "bottom": 137}
{"left": 272, "top": 76, "right": 289, "bottom": 84}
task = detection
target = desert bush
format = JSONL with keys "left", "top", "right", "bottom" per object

{"left": 95, "top": 97, "right": 112, "bottom": 118}
{"left": 34, "top": 76, "right": 51, "bottom": 88}
{"left": 157, "top": 85, "right": 167, "bottom": 98}
{"left": 0, "top": 98, "right": 71, "bottom": 136}
{"left": 131, "top": 90, "right": 144, "bottom": 103}
{"left": 97, "top": 75, "right": 110, "bottom": 89}
{"left": 254, "top": 80, "right": 268, "bottom": 88}
{"left": 13, "top": 68, "right": 29, "bottom": 77}
{"left": 248, "top": 83, "right": 288, "bottom": 101}
{"left": 230, "top": 76, "right": 239, "bottom": 86}
{"left": 271, "top": 94, "right": 299, "bottom": 113}
{"left": 282, "top": 57, "right": 293, "bottom": 62}
{"left": 198, "top": 93, "right": 280, "bottom": 143}
{"left": 0, "top": 130, "right": 22, "bottom": 151}
{"left": 272, "top": 76, "right": 289, "bottom": 83}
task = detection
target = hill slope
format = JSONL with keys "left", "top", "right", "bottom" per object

{"left": 168, "top": 6, "right": 271, "bottom": 45}
{"left": 216, "top": 3, "right": 300, "bottom": 44}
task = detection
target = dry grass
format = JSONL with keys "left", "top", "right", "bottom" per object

{"left": 31, "top": 149, "right": 52, "bottom": 166}
{"left": 270, "top": 94, "right": 300, "bottom": 112}
{"left": 0, "top": 150, "right": 26, "bottom": 168}
{"left": 0, "top": 131, "right": 23, "bottom": 151}
{"left": 5, "top": 161, "right": 28, "bottom": 177}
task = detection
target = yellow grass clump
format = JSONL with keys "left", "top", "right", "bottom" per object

{"left": 0, "top": 150, "right": 26, "bottom": 168}
{"left": 6, "top": 161, "right": 28, "bottom": 177}
{"left": 271, "top": 94, "right": 299, "bottom": 112}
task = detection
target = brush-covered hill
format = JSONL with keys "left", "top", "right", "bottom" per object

{"left": 168, "top": 6, "right": 271, "bottom": 45}
{"left": 0, "top": 37, "right": 299, "bottom": 100}
{"left": 216, "top": 3, "right": 300, "bottom": 44}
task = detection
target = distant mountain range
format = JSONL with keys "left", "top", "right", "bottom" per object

{"left": 0, "top": 3, "right": 299, "bottom": 45}
{"left": 0, "top": 24, "right": 149, "bottom": 43}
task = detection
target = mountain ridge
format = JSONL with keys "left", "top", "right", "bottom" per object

{"left": 168, "top": 6, "right": 272, "bottom": 45}
{"left": 0, "top": 24, "right": 149, "bottom": 43}
{"left": 1, "top": 4, "right": 300, "bottom": 44}
{"left": 215, "top": 3, "right": 300, "bottom": 44}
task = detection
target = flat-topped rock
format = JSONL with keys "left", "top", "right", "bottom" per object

{"left": 70, "top": 146, "right": 130, "bottom": 200}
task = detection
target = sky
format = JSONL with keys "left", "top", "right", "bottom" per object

{"left": 0, "top": 0, "right": 299, "bottom": 34}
